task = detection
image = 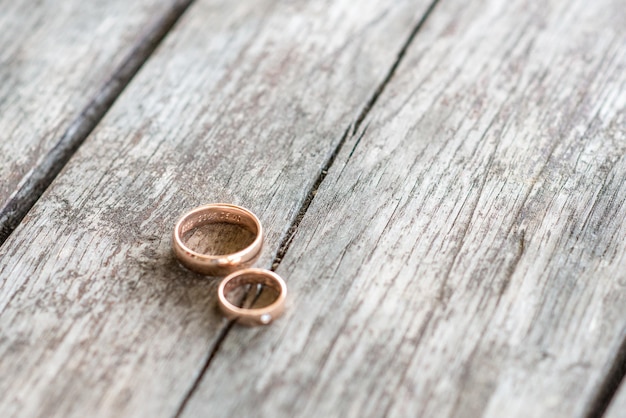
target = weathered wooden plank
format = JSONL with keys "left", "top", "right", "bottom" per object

{"left": 0, "top": 0, "right": 435, "bottom": 416}
{"left": 181, "top": 0, "right": 626, "bottom": 416}
{"left": 0, "top": 0, "right": 191, "bottom": 242}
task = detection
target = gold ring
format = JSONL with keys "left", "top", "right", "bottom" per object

{"left": 217, "top": 268, "right": 286, "bottom": 326}
{"left": 172, "top": 203, "right": 263, "bottom": 276}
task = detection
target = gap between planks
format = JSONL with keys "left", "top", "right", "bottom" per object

{"left": 0, "top": 0, "right": 195, "bottom": 245}
{"left": 586, "top": 334, "right": 626, "bottom": 418}
{"left": 171, "top": 0, "right": 443, "bottom": 416}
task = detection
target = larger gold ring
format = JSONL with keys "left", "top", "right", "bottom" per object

{"left": 172, "top": 203, "right": 263, "bottom": 276}
{"left": 218, "top": 268, "right": 287, "bottom": 326}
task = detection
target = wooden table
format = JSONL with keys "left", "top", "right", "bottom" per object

{"left": 1, "top": 0, "right": 625, "bottom": 416}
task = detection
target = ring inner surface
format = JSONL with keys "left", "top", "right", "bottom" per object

{"left": 223, "top": 273, "right": 281, "bottom": 309}
{"left": 180, "top": 207, "right": 258, "bottom": 256}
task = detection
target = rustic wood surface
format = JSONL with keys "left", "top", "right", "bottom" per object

{"left": 0, "top": 0, "right": 434, "bottom": 416}
{"left": 0, "top": 0, "right": 192, "bottom": 242}
{"left": 179, "top": 0, "right": 626, "bottom": 417}
{"left": 0, "top": 0, "right": 625, "bottom": 417}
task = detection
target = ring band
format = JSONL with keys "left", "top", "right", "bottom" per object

{"left": 172, "top": 203, "right": 263, "bottom": 276}
{"left": 218, "top": 268, "right": 287, "bottom": 326}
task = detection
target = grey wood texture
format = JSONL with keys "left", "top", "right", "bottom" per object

{"left": 0, "top": 0, "right": 176, "bottom": 209}
{"left": 180, "top": 0, "right": 626, "bottom": 417}
{"left": 0, "top": 0, "right": 434, "bottom": 417}
{"left": 0, "top": 0, "right": 180, "bottom": 222}
{"left": 606, "top": 381, "right": 626, "bottom": 418}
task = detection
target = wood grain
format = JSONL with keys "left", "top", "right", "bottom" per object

{"left": 181, "top": 0, "right": 626, "bottom": 416}
{"left": 0, "top": 0, "right": 434, "bottom": 416}
{"left": 0, "top": 0, "right": 184, "bottom": 236}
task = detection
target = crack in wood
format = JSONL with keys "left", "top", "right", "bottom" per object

{"left": 169, "top": 1, "right": 443, "bottom": 416}
{"left": 0, "top": 0, "right": 195, "bottom": 246}
{"left": 350, "top": 0, "right": 442, "bottom": 139}
{"left": 585, "top": 333, "right": 626, "bottom": 418}
{"left": 172, "top": 320, "right": 237, "bottom": 418}
{"left": 271, "top": 0, "right": 443, "bottom": 273}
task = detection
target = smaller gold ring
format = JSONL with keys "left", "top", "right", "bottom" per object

{"left": 172, "top": 203, "right": 263, "bottom": 276}
{"left": 217, "top": 268, "right": 287, "bottom": 326}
